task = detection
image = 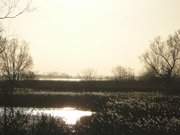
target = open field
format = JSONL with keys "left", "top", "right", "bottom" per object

{"left": 1, "top": 80, "right": 180, "bottom": 92}
{"left": 0, "top": 92, "right": 108, "bottom": 110}
{"left": 0, "top": 91, "right": 176, "bottom": 109}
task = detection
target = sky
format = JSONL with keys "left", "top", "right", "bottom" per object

{"left": 1, "top": 0, "right": 180, "bottom": 76}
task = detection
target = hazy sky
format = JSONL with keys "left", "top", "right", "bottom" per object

{"left": 1, "top": 0, "right": 180, "bottom": 75}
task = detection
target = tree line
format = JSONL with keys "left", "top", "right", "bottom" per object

{"left": 1, "top": 30, "right": 180, "bottom": 82}
{"left": 82, "top": 30, "right": 180, "bottom": 82}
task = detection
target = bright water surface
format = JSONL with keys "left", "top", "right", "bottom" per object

{"left": 39, "top": 78, "right": 81, "bottom": 81}
{"left": 1, "top": 107, "right": 93, "bottom": 125}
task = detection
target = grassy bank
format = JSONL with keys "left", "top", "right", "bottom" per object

{"left": 0, "top": 93, "right": 108, "bottom": 110}
{"left": 0, "top": 91, "right": 170, "bottom": 110}
{"left": 1, "top": 80, "right": 180, "bottom": 92}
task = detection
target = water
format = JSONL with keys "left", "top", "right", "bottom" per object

{"left": 0, "top": 107, "right": 93, "bottom": 125}
{"left": 38, "top": 77, "right": 109, "bottom": 81}
{"left": 38, "top": 78, "right": 82, "bottom": 81}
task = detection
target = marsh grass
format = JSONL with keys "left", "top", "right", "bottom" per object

{"left": 0, "top": 92, "right": 180, "bottom": 135}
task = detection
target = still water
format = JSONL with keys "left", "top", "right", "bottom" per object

{"left": 27, "top": 107, "right": 93, "bottom": 125}
{"left": 39, "top": 78, "right": 81, "bottom": 81}
{"left": 0, "top": 107, "right": 93, "bottom": 125}
{"left": 0, "top": 107, "right": 94, "bottom": 125}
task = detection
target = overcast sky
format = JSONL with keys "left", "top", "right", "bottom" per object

{"left": 1, "top": 0, "right": 180, "bottom": 75}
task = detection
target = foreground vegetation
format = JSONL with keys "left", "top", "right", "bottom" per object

{"left": 75, "top": 93, "right": 180, "bottom": 135}
{"left": 1, "top": 92, "right": 180, "bottom": 135}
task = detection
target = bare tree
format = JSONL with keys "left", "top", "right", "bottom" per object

{"left": 0, "top": 0, "right": 32, "bottom": 19}
{"left": 112, "top": 66, "right": 134, "bottom": 81}
{"left": 0, "top": 38, "right": 33, "bottom": 135}
{"left": 80, "top": 69, "right": 97, "bottom": 80}
{"left": 0, "top": 38, "right": 33, "bottom": 81}
{"left": 141, "top": 30, "right": 180, "bottom": 81}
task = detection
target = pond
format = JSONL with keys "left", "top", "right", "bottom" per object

{"left": 27, "top": 107, "right": 93, "bottom": 125}
{"left": 0, "top": 107, "right": 93, "bottom": 125}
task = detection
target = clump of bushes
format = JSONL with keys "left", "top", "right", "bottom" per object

{"left": 75, "top": 94, "right": 180, "bottom": 135}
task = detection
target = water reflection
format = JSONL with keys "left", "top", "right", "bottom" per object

{"left": 27, "top": 107, "right": 93, "bottom": 125}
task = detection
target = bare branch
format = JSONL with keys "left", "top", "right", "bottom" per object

{"left": 0, "top": 0, "right": 32, "bottom": 20}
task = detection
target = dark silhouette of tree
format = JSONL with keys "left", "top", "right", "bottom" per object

{"left": 141, "top": 30, "right": 180, "bottom": 81}
{"left": 0, "top": 38, "right": 33, "bottom": 81}
{"left": 0, "top": 39, "right": 33, "bottom": 135}
{"left": 0, "top": 0, "right": 32, "bottom": 19}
